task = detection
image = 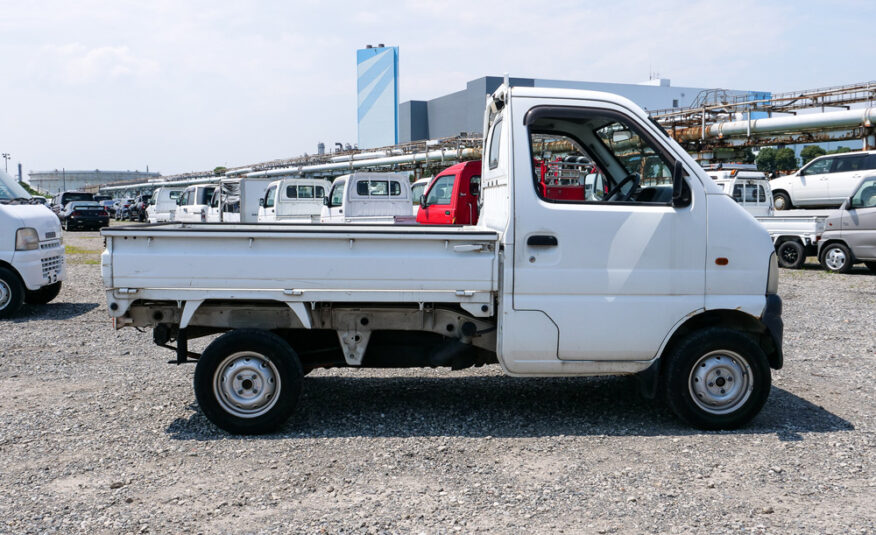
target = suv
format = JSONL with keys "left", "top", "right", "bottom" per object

{"left": 770, "top": 150, "right": 876, "bottom": 210}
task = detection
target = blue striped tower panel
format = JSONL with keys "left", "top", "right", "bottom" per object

{"left": 357, "top": 46, "right": 399, "bottom": 149}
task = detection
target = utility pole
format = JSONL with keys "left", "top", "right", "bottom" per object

{"left": 1, "top": 153, "right": 9, "bottom": 173}
{"left": 62, "top": 168, "right": 66, "bottom": 192}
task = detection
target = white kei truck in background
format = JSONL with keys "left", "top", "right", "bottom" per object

{"left": 321, "top": 172, "right": 416, "bottom": 223}
{"left": 147, "top": 187, "right": 183, "bottom": 223}
{"left": 101, "top": 84, "right": 784, "bottom": 434}
{"left": 258, "top": 178, "right": 331, "bottom": 223}
{"left": 206, "top": 177, "right": 272, "bottom": 223}
{"left": 0, "top": 171, "right": 66, "bottom": 318}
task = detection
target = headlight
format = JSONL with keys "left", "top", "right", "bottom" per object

{"left": 15, "top": 228, "right": 40, "bottom": 251}
{"left": 766, "top": 252, "right": 779, "bottom": 295}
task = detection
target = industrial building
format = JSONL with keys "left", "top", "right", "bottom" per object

{"left": 398, "top": 76, "right": 769, "bottom": 143}
{"left": 28, "top": 169, "right": 160, "bottom": 195}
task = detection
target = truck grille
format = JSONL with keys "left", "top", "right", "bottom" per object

{"left": 40, "top": 240, "right": 62, "bottom": 250}
{"left": 41, "top": 255, "right": 64, "bottom": 276}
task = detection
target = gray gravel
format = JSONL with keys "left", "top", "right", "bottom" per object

{"left": 1, "top": 227, "right": 874, "bottom": 534}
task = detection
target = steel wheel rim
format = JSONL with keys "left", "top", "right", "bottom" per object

{"left": 774, "top": 196, "right": 785, "bottom": 210}
{"left": 0, "top": 279, "right": 10, "bottom": 310}
{"left": 825, "top": 248, "right": 846, "bottom": 271}
{"left": 213, "top": 351, "right": 280, "bottom": 419}
{"left": 780, "top": 245, "right": 799, "bottom": 265}
{"left": 689, "top": 350, "right": 753, "bottom": 415}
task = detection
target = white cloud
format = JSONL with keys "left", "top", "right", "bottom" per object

{"left": 35, "top": 43, "right": 159, "bottom": 84}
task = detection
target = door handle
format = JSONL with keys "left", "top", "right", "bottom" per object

{"left": 444, "top": 210, "right": 450, "bottom": 215}
{"left": 527, "top": 235, "right": 558, "bottom": 246}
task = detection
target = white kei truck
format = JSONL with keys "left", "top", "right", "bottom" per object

{"left": 101, "top": 84, "right": 784, "bottom": 434}
{"left": 0, "top": 171, "right": 66, "bottom": 318}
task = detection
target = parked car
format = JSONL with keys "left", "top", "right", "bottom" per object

{"left": 114, "top": 198, "right": 134, "bottom": 220}
{"left": 94, "top": 194, "right": 112, "bottom": 203}
{"left": 417, "top": 160, "right": 481, "bottom": 225}
{"left": 98, "top": 199, "right": 116, "bottom": 215}
{"left": 258, "top": 178, "right": 329, "bottom": 223}
{"left": 129, "top": 194, "right": 152, "bottom": 222}
{"left": 321, "top": 172, "right": 414, "bottom": 224}
{"left": 147, "top": 187, "right": 182, "bottom": 223}
{"left": 174, "top": 185, "right": 216, "bottom": 223}
{"left": 30, "top": 196, "right": 48, "bottom": 205}
{"left": 50, "top": 191, "right": 94, "bottom": 216}
{"left": 770, "top": 150, "right": 876, "bottom": 210}
{"left": 101, "top": 83, "right": 782, "bottom": 434}
{"left": 818, "top": 176, "right": 876, "bottom": 273}
{"left": 59, "top": 200, "right": 110, "bottom": 231}
{"left": 0, "top": 170, "right": 65, "bottom": 317}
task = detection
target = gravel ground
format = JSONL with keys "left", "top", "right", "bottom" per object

{"left": 1, "top": 226, "right": 874, "bottom": 534}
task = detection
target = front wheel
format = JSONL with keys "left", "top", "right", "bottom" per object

{"left": 776, "top": 240, "right": 806, "bottom": 269}
{"left": 0, "top": 267, "right": 25, "bottom": 319}
{"left": 664, "top": 328, "right": 771, "bottom": 430}
{"left": 25, "top": 282, "right": 62, "bottom": 305}
{"left": 773, "top": 192, "right": 792, "bottom": 211}
{"left": 820, "top": 243, "right": 853, "bottom": 273}
{"left": 194, "top": 329, "right": 303, "bottom": 434}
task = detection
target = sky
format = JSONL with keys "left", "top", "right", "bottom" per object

{"left": 1, "top": 0, "right": 874, "bottom": 178}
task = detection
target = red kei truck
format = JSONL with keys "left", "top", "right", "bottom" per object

{"left": 416, "top": 160, "right": 482, "bottom": 225}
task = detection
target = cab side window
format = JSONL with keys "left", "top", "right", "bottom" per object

{"left": 265, "top": 186, "right": 277, "bottom": 208}
{"left": 425, "top": 175, "right": 455, "bottom": 205}
{"left": 329, "top": 181, "right": 345, "bottom": 206}
{"left": 488, "top": 119, "right": 503, "bottom": 170}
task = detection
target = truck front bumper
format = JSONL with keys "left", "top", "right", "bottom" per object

{"left": 762, "top": 294, "right": 783, "bottom": 369}
{"left": 12, "top": 244, "right": 66, "bottom": 290}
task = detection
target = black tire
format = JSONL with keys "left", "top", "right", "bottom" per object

{"left": 776, "top": 240, "right": 805, "bottom": 269}
{"left": 866, "top": 261, "right": 876, "bottom": 274}
{"left": 25, "top": 282, "right": 62, "bottom": 305}
{"left": 773, "top": 191, "right": 792, "bottom": 211}
{"left": 194, "top": 329, "right": 303, "bottom": 434}
{"left": 820, "top": 242, "right": 853, "bottom": 273}
{"left": 663, "top": 327, "right": 771, "bottom": 430}
{"left": 0, "top": 267, "right": 25, "bottom": 319}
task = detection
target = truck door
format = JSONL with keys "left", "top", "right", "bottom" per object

{"left": 509, "top": 99, "right": 707, "bottom": 361}
{"left": 420, "top": 174, "right": 455, "bottom": 224}
{"left": 325, "top": 179, "right": 346, "bottom": 222}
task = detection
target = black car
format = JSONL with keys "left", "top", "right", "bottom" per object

{"left": 59, "top": 201, "right": 110, "bottom": 231}
{"left": 50, "top": 191, "right": 94, "bottom": 216}
{"left": 129, "top": 194, "right": 152, "bottom": 222}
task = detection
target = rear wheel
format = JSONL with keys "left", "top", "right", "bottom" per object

{"left": 194, "top": 329, "right": 303, "bottom": 434}
{"left": 773, "top": 192, "right": 792, "bottom": 211}
{"left": 0, "top": 267, "right": 25, "bottom": 319}
{"left": 776, "top": 240, "right": 805, "bottom": 269}
{"left": 820, "top": 243, "right": 853, "bottom": 273}
{"left": 664, "top": 327, "right": 771, "bottom": 430}
{"left": 25, "top": 282, "right": 62, "bottom": 305}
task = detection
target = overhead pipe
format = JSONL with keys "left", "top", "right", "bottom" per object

{"left": 672, "top": 107, "right": 876, "bottom": 142}
{"left": 245, "top": 147, "right": 482, "bottom": 178}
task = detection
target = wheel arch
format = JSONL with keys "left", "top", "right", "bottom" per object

{"left": 818, "top": 238, "right": 854, "bottom": 261}
{"left": 0, "top": 260, "right": 25, "bottom": 284}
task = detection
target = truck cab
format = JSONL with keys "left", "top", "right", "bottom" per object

{"left": 416, "top": 161, "right": 481, "bottom": 225}
{"left": 258, "top": 178, "right": 330, "bottom": 223}
{"left": 706, "top": 164, "right": 774, "bottom": 217}
{"left": 147, "top": 187, "right": 183, "bottom": 223}
{"left": 321, "top": 172, "right": 414, "bottom": 224}
{"left": 0, "top": 171, "right": 66, "bottom": 317}
{"left": 175, "top": 184, "right": 216, "bottom": 223}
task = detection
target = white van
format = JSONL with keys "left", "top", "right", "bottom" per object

{"left": 258, "top": 178, "right": 330, "bottom": 223}
{"left": 705, "top": 164, "right": 774, "bottom": 217}
{"left": 206, "top": 178, "right": 272, "bottom": 223}
{"left": 174, "top": 184, "right": 217, "bottom": 223}
{"left": 321, "top": 172, "right": 415, "bottom": 224}
{"left": 770, "top": 150, "right": 876, "bottom": 210}
{"left": 147, "top": 187, "right": 183, "bottom": 223}
{"left": 0, "top": 170, "right": 66, "bottom": 317}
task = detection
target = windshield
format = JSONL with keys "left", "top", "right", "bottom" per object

{"left": 0, "top": 170, "right": 32, "bottom": 202}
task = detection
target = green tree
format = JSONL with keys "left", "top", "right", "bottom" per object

{"left": 828, "top": 146, "right": 852, "bottom": 154}
{"left": 775, "top": 148, "right": 798, "bottom": 172}
{"left": 755, "top": 147, "right": 777, "bottom": 173}
{"left": 800, "top": 145, "right": 827, "bottom": 165}
{"left": 213, "top": 166, "right": 227, "bottom": 176}
{"left": 742, "top": 147, "right": 756, "bottom": 164}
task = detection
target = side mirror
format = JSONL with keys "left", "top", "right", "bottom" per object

{"left": 419, "top": 196, "right": 427, "bottom": 209}
{"left": 323, "top": 196, "right": 330, "bottom": 206}
{"left": 259, "top": 198, "right": 265, "bottom": 207}
{"left": 672, "top": 160, "right": 689, "bottom": 207}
